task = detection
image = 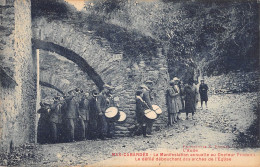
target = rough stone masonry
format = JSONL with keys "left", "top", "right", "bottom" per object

{"left": 0, "top": 0, "right": 37, "bottom": 152}
{"left": 32, "top": 17, "right": 170, "bottom": 137}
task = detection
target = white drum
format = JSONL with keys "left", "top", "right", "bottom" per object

{"left": 117, "top": 111, "right": 126, "bottom": 123}
{"left": 144, "top": 109, "right": 157, "bottom": 120}
{"left": 152, "top": 105, "right": 162, "bottom": 115}
{"left": 105, "top": 107, "right": 119, "bottom": 120}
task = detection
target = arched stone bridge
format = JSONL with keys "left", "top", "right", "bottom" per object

{"left": 32, "top": 17, "right": 170, "bottom": 136}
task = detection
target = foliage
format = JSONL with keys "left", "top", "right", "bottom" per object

{"left": 83, "top": 0, "right": 259, "bottom": 78}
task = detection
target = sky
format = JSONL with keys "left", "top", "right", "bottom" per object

{"left": 64, "top": 0, "right": 86, "bottom": 11}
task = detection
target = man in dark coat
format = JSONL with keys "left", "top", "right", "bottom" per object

{"left": 135, "top": 89, "right": 150, "bottom": 137}
{"left": 199, "top": 79, "right": 209, "bottom": 110}
{"left": 142, "top": 80, "right": 154, "bottom": 135}
{"left": 37, "top": 102, "right": 51, "bottom": 144}
{"left": 184, "top": 80, "right": 198, "bottom": 120}
{"left": 64, "top": 90, "right": 79, "bottom": 142}
{"left": 78, "top": 92, "right": 90, "bottom": 140}
{"left": 49, "top": 96, "right": 63, "bottom": 143}
{"left": 88, "top": 89, "right": 100, "bottom": 140}
{"left": 96, "top": 86, "right": 110, "bottom": 140}
{"left": 104, "top": 84, "right": 117, "bottom": 138}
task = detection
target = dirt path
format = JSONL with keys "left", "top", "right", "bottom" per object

{"left": 24, "top": 92, "right": 259, "bottom": 167}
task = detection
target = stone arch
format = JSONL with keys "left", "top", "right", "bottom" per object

{"left": 39, "top": 81, "right": 64, "bottom": 95}
{"left": 32, "top": 39, "right": 104, "bottom": 90}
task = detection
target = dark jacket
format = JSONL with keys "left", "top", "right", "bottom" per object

{"left": 199, "top": 83, "right": 208, "bottom": 100}
{"left": 184, "top": 84, "right": 198, "bottom": 113}
{"left": 64, "top": 96, "right": 79, "bottom": 119}
{"left": 142, "top": 90, "right": 153, "bottom": 109}
{"left": 135, "top": 96, "right": 148, "bottom": 124}
{"left": 79, "top": 97, "right": 89, "bottom": 121}
{"left": 49, "top": 102, "right": 63, "bottom": 124}
{"left": 96, "top": 93, "right": 108, "bottom": 115}
{"left": 106, "top": 95, "right": 115, "bottom": 107}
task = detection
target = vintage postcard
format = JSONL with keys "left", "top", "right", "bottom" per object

{"left": 0, "top": 0, "right": 259, "bottom": 166}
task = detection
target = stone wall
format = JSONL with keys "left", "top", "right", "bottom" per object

{"left": 0, "top": 0, "right": 36, "bottom": 152}
{"left": 33, "top": 18, "right": 170, "bottom": 136}
{"left": 39, "top": 50, "right": 98, "bottom": 101}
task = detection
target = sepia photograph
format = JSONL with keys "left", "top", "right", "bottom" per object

{"left": 0, "top": 0, "right": 259, "bottom": 166}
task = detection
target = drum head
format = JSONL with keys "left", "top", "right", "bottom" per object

{"left": 144, "top": 109, "right": 157, "bottom": 120}
{"left": 152, "top": 105, "right": 162, "bottom": 114}
{"left": 118, "top": 111, "right": 126, "bottom": 122}
{"left": 105, "top": 107, "right": 118, "bottom": 118}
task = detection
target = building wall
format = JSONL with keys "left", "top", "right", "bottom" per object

{"left": 0, "top": 0, "right": 36, "bottom": 152}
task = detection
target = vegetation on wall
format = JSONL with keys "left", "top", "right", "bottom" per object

{"left": 32, "top": 0, "right": 259, "bottom": 80}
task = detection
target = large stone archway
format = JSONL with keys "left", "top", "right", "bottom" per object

{"left": 32, "top": 39, "right": 104, "bottom": 90}
{"left": 32, "top": 17, "right": 170, "bottom": 136}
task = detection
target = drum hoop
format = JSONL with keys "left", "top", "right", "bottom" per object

{"left": 144, "top": 109, "right": 157, "bottom": 120}
{"left": 117, "top": 111, "right": 126, "bottom": 122}
{"left": 105, "top": 107, "right": 119, "bottom": 118}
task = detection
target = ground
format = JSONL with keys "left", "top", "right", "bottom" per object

{"left": 13, "top": 92, "right": 260, "bottom": 166}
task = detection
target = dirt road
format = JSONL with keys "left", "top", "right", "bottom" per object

{"left": 20, "top": 92, "right": 259, "bottom": 166}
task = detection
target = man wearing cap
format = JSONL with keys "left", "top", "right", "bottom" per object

{"left": 105, "top": 87, "right": 117, "bottom": 138}
{"left": 199, "top": 79, "right": 209, "bottom": 109}
{"left": 64, "top": 90, "right": 79, "bottom": 142}
{"left": 135, "top": 89, "right": 150, "bottom": 137}
{"left": 141, "top": 80, "right": 154, "bottom": 135}
{"left": 78, "top": 92, "right": 90, "bottom": 140}
{"left": 49, "top": 96, "right": 63, "bottom": 143}
{"left": 95, "top": 84, "right": 114, "bottom": 140}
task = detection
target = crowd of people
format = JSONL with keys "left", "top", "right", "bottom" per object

{"left": 37, "top": 78, "right": 209, "bottom": 143}
{"left": 37, "top": 84, "right": 118, "bottom": 144}
{"left": 166, "top": 77, "right": 209, "bottom": 123}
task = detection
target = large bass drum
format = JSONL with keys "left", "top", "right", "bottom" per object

{"left": 117, "top": 111, "right": 126, "bottom": 124}
{"left": 152, "top": 105, "right": 162, "bottom": 115}
{"left": 144, "top": 109, "right": 157, "bottom": 121}
{"left": 105, "top": 107, "right": 120, "bottom": 121}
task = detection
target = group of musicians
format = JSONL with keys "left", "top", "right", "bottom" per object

{"left": 37, "top": 79, "right": 162, "bottom": 144}
{"left": 37, "top": 84, "right": 119, "bottom": 144}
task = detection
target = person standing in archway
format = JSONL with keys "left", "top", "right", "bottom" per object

{"left": 78, "top": 92, "right": 90, "bottom": 141}
{"left": 37, "top": 102, "right": 51, "bottom": 144}
{"left": 105, "top": 84, "right": 117, "bottom": 139}
{"left": 49, "top": 96, "right": 63, "bottom": 143}
{"left": 64, "top": 90, "right": 79, "bottom": 142}
{"left": 88, "top": 89, "right": 100, "bottom": 140}
{"left": 96, "top": 85, "right": 112, "bottom": 140}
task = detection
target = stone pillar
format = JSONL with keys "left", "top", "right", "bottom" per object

{"left": 0, "top": 0, "right": 36, "bottom": 151}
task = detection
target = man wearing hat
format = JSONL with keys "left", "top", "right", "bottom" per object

{"left": 78, "top": 92, "right": 90, "bottom": 140}
{"left": 199, "top": 79, "right": 209, "bottom": 109}
{"left": 37, "top": 102, "right": 51, "bottom": 144}
{"left": 96, "top": 84, "right": 116, "bottom": 139}
{"left": 105, "top": 85, "right": 117, "bottom": 138}
{"left": 64, "top": 90, "right": 79, "bottom": 142}
{"left": 49, "top": 95, "right": 63, "bottom": 143}
{"left": 141, "top": 80, "right": 154, "bottom": 135}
